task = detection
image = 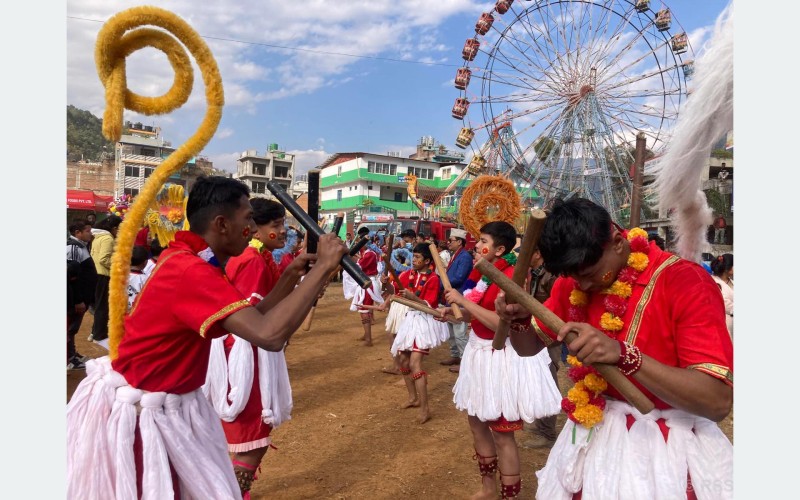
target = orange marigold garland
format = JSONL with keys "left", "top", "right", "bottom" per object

{"left": 459, "top": 175, "right": 521, "bottom": 238}
{"left": 562, "top": 227, "right": 650, "bottom": 429}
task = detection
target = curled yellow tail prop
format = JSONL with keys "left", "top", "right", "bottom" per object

{"left": 95, "top": 6, "right": 224, "bottom": 360}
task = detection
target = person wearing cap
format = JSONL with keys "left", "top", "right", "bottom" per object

{"left": 439, "top": 228, "right": 474, "bottom": 371}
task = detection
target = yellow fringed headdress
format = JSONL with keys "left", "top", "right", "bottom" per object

{"left": 146, "top": 182, "right": 188, "bottom": 246}
{"left": 96, "top": 6, "right": 224, "bottom": 360}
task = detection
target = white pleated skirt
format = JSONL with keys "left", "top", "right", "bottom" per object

{"left": 385, "top": 301, "right": 410, "bottom": 334}
{"left": 66, "top": 356, "right": 241, "bottom": 500}
{"left": 390, "top": 310, "right": 450, "bottom": 356}
{"left": 452, "top": 329, "right": 561, "bottom": 423}
{"left": 535, "top": 400, "right": 733, "bottom": 500}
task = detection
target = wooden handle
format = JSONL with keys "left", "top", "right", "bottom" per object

{"left": 492, "top": 209, "right": 546, "bottom": 350}
{"left": 301, "top": 306, "right": 315, "bottom": 331}
{"left": 428, "top": 242, "right": 463, "bottom": 320}
{"left": 474, "top": 259, "right": 655, "bottom": 415}
{"left": 391, "top": 296, "right": 458, "bottom": 324}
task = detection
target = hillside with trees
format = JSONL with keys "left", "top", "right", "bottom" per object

{"left": 67, "top": 105, "right": 114, "bottom": 162}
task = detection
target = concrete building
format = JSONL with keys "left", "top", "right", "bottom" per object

{"left": 113, "top": 122, "right": 215, "bottom": 198}
{"left": 318, "top": 142, "right": 468, "bottom": 233}
{"left": 234, "top": 144, "right": 295, "bottom": 199}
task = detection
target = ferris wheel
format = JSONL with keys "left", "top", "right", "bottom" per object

{"left": 451, "top": 0, "right": 694, "bottom": 223}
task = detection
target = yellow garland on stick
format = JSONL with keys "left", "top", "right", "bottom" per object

{"left": 96, "top": 6, "right": 224, "bottom": 360}
{"left": 459, "top": 175, "right": 522, "bottom": 238}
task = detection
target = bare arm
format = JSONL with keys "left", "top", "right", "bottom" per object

{"left": 495, "top": 292, "right": 546, "bottom": 356}
{"left": 444, "top": 288, "right": 500, "bottom": 332}
{"left": 221, "top": 234, "right": 347, "bottom": 351}
{"left": 558, "top": 322, "right": 732, "bottom": 422}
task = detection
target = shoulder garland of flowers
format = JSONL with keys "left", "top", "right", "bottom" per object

{"left": 562, "top": 227, "right": 650, "bottom": 429}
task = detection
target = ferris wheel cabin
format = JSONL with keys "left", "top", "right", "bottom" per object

{"left": 468, "top": 155, "right": 486, "bottom": 175}
{"left": 456, "top": 127, "right": 475, "bottom": 149}
{"left": 452, "top": 98, "right": 470, "bottom": 120}
{"left": 495, "top": 0, "right": 513, "bottom": 15}
{"left": 455, "top": 67, "right": 472, "bottom": 90}
{"left": 462, "top": 39, "right": 480, "bottom": 61}
{"left": 655, "top": 9, "right": 671, "bottom": 31}
{"left": 476, "top": 13, "right": 495, "bottom": 35}
{"left": 635, "top": 0, "right": 650, "bottom": 13}
{"left": 671, "top": 33, "right": 688, "bottom": 54}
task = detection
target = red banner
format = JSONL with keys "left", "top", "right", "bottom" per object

{"left": 67, "top": 189, "right": 114, "bottom": 211}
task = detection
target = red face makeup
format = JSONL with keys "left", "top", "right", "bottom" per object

{"left": 601, "top": 270, "right": 614, "bottom": 284}
{"left": 242, "top": 227, "right": 251, "bottom": 238}
{"left": 268, "top": 232, "right": 277, "bottom": 240}
{"left": 481, "top": 247, "right": 489, "bottom": 255}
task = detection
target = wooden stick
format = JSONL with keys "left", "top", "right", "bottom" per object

{"left": 474, "top": 259, "right": 655, "bottom": 415}
{"left": 390, "top": 296, "right": 459, "bottom": 324}
{"left": 301, "top": 307, "right": 315, "bottom": 331}
{"left": 491, "top": 209, "right": 546, "bottom": 350}
{"left": 428, "top": 242, "right": 463, "bottom": 320}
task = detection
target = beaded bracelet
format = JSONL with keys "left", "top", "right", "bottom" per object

{"left": 508, "top": 318, "right": 532, "bottom": 334}
{"left": 617, "top": 340, "right": 643, "bottom": 376}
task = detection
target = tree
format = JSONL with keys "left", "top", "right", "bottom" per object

{"left": 66, "top": 105, "right": 114, "bottom": 162}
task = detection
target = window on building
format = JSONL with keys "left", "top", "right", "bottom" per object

{"left": 441, "top": 167, "right": 451, "bottom": 179}
{"left": 123, "top": 188, "right": 139, "bottom": 197}
{"left": 274, "top": 165, "right": 289, "bottom": 178}
{"left": 253, "top": 162, "right": 267, "bottom": 176}
{"left": 125, "top": 166, "right": 140, "bottom": 177}
{"left": 410, "top": 167, "right": 433, "bottom": 180}
{"left": 337, "top": 165, "right": 342, "bottom": 177}
{"left": 140, "top": 148, "right": 155, "bottom": 157}
{"left": 252, "top": 181, "right": 266, "bottom": 194}
{"left": 394, "top": 192, "right": 404, "bottom": 202}
{"left": 337, "top": 189, "right": 343, "bottom": 201}
{"left": 368, "top": 161, "right": 397, "bottom": 175}
{"left": 144, "top": 167, "right": 155, "bottom": 178}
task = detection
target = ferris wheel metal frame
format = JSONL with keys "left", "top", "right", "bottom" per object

{"left": 451, "top": 0, "right": 694, "bottom": 223}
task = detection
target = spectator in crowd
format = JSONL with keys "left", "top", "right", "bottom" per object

{"left": 67, "top": 218, "right": 97, "bottom": 370}
{"left": 89, "top": 214, "right": 123, "bottom": 350}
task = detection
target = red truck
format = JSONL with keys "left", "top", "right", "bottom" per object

{"left": 385, "top": 217, "right": 476, "bottom": 250}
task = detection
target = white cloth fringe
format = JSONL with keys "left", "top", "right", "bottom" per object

{"left": 535, "top": 400, "right": 733, "bottom": 500}
{"left": 452, "top": 329, "right": 561, "bottom": 423}
{"left": 348, "top": 275, "right": 384, "bottom": 312}
{"left": 385, "top": 301, "right": 410, "bottom": 334}
{"left": 650, "top": 3, "right": 734, "bottom": 262}
{"left": 390, "top": 309, "right": 450, "bottom": 356}
{"left": 203, "top": 335, "right": 293, "bottom": 429}
{"left": 67, "top": 356, "right": 241, "bottom": 500}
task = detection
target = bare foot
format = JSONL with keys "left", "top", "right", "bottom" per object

{"left": 400, "top": 399, "right": 419, "bottom": 409}
{"left": 469, "top": 489, "right": 497, "bottom": 500}
{"left": 381, "top": 367, "right": 401, "bottom": 375}
{"left": 363, "top": 340, "right": 373, "bottom": 347}
{"left": 355, "top": 336, "right": 365, "bottom": 341}
{"left": 417, "top": 409, "right": 430, "bottom": 424}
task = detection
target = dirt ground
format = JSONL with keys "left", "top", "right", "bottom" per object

{"left": 67, "top": 282, "right": 733, "bottom": 499}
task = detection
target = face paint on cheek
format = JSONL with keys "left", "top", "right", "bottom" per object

{"left": 269, "top": 232, "right": 277, "bottom": 240}
{"left": 242, "top": 227, "right": 251, "bottom": 238}
{"left": 481, "top": 247, "right": 489, "bottom": 255}
{"left": 601, "top": 270, "right": 614, "bottom": 285}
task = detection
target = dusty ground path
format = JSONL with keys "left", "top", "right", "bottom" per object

{"left": 67, "top": 282, "right": 733, "bottom": 499}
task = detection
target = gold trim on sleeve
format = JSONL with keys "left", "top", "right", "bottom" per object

{"left": 199, "top": 300, "right": 251, "bottom": 337}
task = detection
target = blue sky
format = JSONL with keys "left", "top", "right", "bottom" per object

{"left": 67, "top": 0, "right": 731, "bottom": 175}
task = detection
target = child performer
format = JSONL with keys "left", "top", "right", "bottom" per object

{"left": 343, "top": 226, "right": 384, "bottom": 346}
{"left": 442, "top": 221, "right": 561, "bottom": 500}
{"left": 379, "top": 243, "right": 449, "bottom": 424}
{"left": 203, "top": 197, "right": 292, "bottom": 498}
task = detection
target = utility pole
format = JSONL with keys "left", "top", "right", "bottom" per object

{"left": 629, "top": 131, "right": 646, "bottom": 228}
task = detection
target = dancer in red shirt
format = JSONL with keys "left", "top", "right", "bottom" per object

{"left": 498, "top": 198, "right": 733, "bottom": 499}
{"left": 204, "top": 197, "right": 292, "bottom": 498}
{"left": 443, "top": 221, "right": 560, "bottom": 500}
{"left": 67, "top": 176, "right": 347, "bottom": 499}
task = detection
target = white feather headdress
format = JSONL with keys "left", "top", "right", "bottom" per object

{"left": 650, "top": 3, "right": 733, "bottom": 262}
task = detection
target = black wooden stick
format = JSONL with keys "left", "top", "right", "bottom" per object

{"left": 267, "top": 181, "right": 371, "bottom": 289}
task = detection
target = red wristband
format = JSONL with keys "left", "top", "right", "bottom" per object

{"left": 617, "top": 340, "right": 643, "bottom": 376}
